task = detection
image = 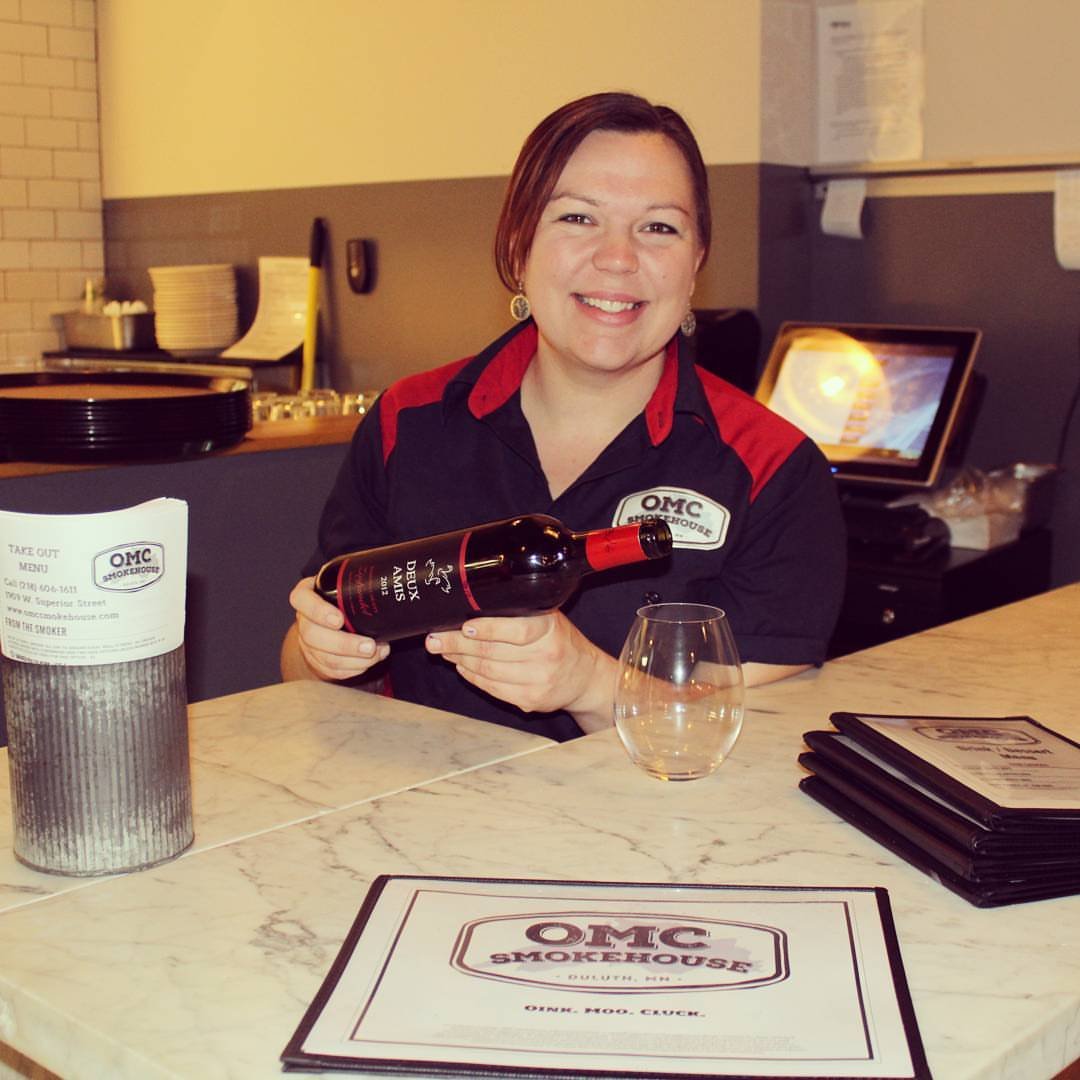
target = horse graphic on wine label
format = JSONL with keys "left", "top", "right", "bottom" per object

{"left": 424, "top": 558, "right": 454, "bottom": 595}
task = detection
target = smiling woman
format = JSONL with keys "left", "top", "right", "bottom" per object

{"left": 281, "top": 92, "right": 847, "bottom": 743}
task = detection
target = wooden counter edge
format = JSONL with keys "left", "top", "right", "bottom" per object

{"left": 0, "top": 414, "right": 361, "bottom": 480}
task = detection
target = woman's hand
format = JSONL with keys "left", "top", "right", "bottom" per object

{"left": 425, "top": 611, "right": 617, "bottom": 733}
{"left": 281, "top": 576, "right": 390, "bottom": 682}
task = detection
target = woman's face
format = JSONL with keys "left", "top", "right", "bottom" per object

{"left": 522, "top": 129, "right": 704, "bottom": 379}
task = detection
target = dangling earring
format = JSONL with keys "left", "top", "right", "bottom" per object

{"left": 680, "top": 307, "right": 697, "bottom": 337}
{"left": 510, "top": 284, "right": 531, "bottom": 322}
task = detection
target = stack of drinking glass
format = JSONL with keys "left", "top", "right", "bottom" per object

{"left": 250, "top": 389, "right": 377, "bottom": 422}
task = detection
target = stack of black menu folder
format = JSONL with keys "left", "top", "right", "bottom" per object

{"left": 800, "top": 711, "right": 1080, "bottom": 907}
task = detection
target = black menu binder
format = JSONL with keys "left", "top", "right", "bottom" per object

{"left": 801, "top": 731, "right": 1080, "bottom": 857}
{"left": 800, "top": 775, "right": 1080, "bottom": 907}
{"left": 826, "top": 712, "right": 1080, "bottom": 830}
{"left": 281, "top": 875, "right": 930, "bottom": 1078}
{"left": 799, "top": 712, "right": 1080, "bottom": 907}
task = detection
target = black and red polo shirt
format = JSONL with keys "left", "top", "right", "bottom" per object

{"left": 304, "top": 320, "right": 846, "bottom": 741}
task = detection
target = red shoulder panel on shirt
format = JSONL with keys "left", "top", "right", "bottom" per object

{"left": 379, "top": 356, "right": 473, "bottom": 463}
{"left": 468, "top": 322, "right": 537, "bottom": 418}
{"left": 696, "top": 365, "right": 807, "bottom": 502}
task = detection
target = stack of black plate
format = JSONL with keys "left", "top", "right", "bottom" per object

{"left": 0, "top": 363, "right": 252, "bottom": 463}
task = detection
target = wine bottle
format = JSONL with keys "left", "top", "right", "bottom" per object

{"left": 314, "top": 514, "right": 672, "bottom": 642}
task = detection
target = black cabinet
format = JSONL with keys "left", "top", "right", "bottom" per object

{"left": 829, "top": 529, "right": 1052, "bottom": 657}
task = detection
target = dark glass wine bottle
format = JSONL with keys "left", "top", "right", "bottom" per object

{"left": 314, "top": 514, "right": 672, "bottom": 642}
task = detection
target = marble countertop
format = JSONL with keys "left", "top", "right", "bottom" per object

{"left": 0, "top": 586, "right": 1078, "bottom": 1079}
{"left": 0, "top": 679, "right": 554, "bottom": 915}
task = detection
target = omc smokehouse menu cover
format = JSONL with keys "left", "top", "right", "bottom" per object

{"left": 282, "top": 876, "right": 929, "bottom": 1079}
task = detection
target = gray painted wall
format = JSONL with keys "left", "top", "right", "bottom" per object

{"left": 103, "top": 165, "right": 763, "bottom": 394}
{"left": 101, "top": 170, "right": 1080, "bottom": 591}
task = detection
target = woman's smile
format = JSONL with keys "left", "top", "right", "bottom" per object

{"left": 573, "top": 293, "right": 645, "bottom": 316}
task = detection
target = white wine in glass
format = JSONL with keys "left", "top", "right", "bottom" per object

{"left": 613, "top": 603, "right": 744, "bottom": 781}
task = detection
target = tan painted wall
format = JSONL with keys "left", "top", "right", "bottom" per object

{"left": 97, "top": 0, "right": 763, "bottom": 199}
{"left": 921, "top": 0, "right": 1080, "bottom": 162}
{"left": 762, "top": 0, "right": 1080, "bottom": 168}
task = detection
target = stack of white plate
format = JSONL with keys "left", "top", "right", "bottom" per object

{"left": 149, "top": 264, "right": 238, "bottom": 355}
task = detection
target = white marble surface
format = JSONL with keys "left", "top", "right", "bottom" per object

{"left": 749, "top": 582, "right": 1080, "bottom": 741}
{"left": 0, "top": 586, "right": 1078, "bottom": 1079}
{"left": 0, "top": 680, "right": 554, "bottom": 915}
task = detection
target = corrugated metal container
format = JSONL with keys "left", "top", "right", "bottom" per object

{"left": 2, "top": 646, "right": 193, "bottom": 876}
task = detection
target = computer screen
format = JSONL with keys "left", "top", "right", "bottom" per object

{"left": 755, "top": 322, "right": 980, "bottom": 490}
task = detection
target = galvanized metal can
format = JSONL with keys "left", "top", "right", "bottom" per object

{"left": 2, "top": 645, "right": 192, "bottom": 876}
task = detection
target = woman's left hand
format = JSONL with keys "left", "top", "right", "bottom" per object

{"left": 425, "top": 611, "right": 617, "bottom": 733}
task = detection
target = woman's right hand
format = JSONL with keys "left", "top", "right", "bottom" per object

{"left": 282, "top": 576, "right": 390, "bottom": 682}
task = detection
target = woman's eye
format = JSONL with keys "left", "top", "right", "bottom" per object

{"left": 558, "top": 213, "right": 592, "bottom": 225}
{"left": 643, "top": 221, "right": 678, "bottom": 235}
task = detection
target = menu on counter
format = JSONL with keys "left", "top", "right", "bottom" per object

{"left": 221, "top": 255, "right": 309, "bottom": 362}
{"left": 282, "top": 876, "right": 929, "bottom": 1078}
{"left": 0, "top": 498, "right": 187, "bottom": 666}
{"left": 827, "top": 712, "right": 1080, "bottom": 821}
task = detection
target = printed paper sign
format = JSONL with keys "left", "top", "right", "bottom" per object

{"left": 0, "top": 498, "right": 187, "bottom": 666}
{"left": 816, "top": 0, "right": 924, "bottom": 164}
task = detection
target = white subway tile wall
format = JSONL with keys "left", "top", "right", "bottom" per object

{"left": 0, "top": 0, "right": 102, "bottom": 364}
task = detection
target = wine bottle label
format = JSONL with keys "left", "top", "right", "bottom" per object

{"left": 324, "top": 514, "right": 667, "bottom": 642}
{"left": 584, "top": 524, "right": 647, "bottom": 572}
{"left": 336, "top": 531, "right": 481, "bottom": 639}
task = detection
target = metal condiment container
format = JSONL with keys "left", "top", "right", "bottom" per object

{"left": 60, "top": 311, "right": 156, "bottom": 351}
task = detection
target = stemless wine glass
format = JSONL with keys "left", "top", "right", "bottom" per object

{"left": 613, "top": 603, "right": 745, "bottom": 781}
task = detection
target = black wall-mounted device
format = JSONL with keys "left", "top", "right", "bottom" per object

{"left": 346, "top": 238, "right": 377, "bottom": 294}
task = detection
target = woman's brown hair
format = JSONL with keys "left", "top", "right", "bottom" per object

{"left": 494, "top": 92, "right": 711, "bottom": 292}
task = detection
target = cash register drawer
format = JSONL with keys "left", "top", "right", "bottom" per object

{"left": 840, "top": 575, "right": 941, "bottom": 637}
{"left": 830, "top": 529, "right": 1052, "bottom": 656}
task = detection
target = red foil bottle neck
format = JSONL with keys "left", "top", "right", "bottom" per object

{"left": 584, "top": 524, "right": 648, "bottom": 572}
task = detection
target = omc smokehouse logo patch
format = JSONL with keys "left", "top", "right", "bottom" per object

{"left": 451, "top": 911, "right": 787, "bottom": 992}
{"left": 914, "top": 724, "right": 1039, "bottom": 746}
{"left": 613, "top": 488, "right": 730, "bottom": 550}
{"left": 92, "top": 541, "right": 166, "bottom": 593}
